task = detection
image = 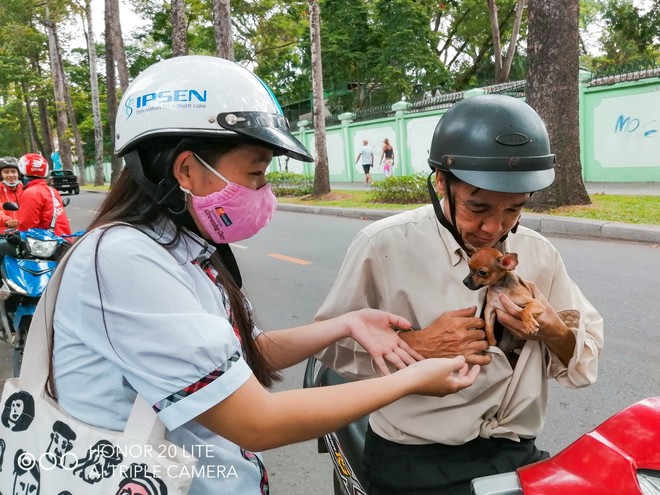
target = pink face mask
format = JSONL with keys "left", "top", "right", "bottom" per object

{"left": 180, "top": 153, "right": 277, "bottom": 244}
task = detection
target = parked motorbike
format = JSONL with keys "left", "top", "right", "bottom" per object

{"left": 304, "top": 357, "right": 660, "bottom": 495}
{"left": 0, "top": 201, "right": 83, "bottom": 376}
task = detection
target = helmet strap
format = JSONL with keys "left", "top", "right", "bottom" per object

{"left": 124, "top": 149, "right": 187, "bottom": 215}
{"left": 427, "top": 172, "right": 472, "bottom": 255}
{"left": 124, "top": 150, "right": 157, "bottom": 199}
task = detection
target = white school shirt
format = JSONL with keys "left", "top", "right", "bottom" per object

{"left": 53, "top": 223, "right": 269, "bottom": 494}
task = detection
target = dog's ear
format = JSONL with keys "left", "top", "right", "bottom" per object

{"left": 499, "top": 252, "right": 519, "bottom": 271}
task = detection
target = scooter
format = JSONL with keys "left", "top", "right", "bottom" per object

{"left": 0, "top": 202, "right": 83, "bottom": 376}
{"left": 304, "top": 357, "right": 660, "bottom": 495}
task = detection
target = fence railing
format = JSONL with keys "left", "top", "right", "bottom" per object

{"left": 299, "top": 64, "right": 658, "bottom": 129}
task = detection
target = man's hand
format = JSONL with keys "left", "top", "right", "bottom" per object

{"left": 398, "top": 307, "right": 491, "bottom": 366}
{"left": 4, "top": 219, "right": 18, "bottom": 228}
{"left": 496, "top": 282, "right": 576, "bottom": 366}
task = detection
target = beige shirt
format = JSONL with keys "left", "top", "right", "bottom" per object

{"left": 315, "top": 204, "right": 603, "bottom": 446}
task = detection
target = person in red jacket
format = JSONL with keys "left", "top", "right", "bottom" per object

{"left": 16, "top": 153, "right": 72, "bottom": 236}
{"left": 0, "top": 157, "right": 23, "bottom": 234}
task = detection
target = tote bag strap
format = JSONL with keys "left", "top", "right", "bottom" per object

{"left": 19, "top": 226, "right": 165, "bottom": 443}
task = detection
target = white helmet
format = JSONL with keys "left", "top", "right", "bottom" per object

{"left": 115, "top": 55, "right": 313, "bottom": 162}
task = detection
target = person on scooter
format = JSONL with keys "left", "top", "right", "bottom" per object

{"left": 50, "top": 55, "right": 480, "bottom": 495}
{"left": 0, "top": 157, "right": 23, "bottom": 234}
{"left": 16, "top": 153, "right": 72, "bottom": 236}
{"left": 315, "top": 95, "right": 604, "bottom": 494}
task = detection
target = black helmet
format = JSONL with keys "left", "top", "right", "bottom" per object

{"left": 0, "top": 156, "right": 19, "bottom": 172}
{"left": 428, "top": 94, "right": 555, "bottom": 193}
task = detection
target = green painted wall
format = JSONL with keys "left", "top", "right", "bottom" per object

{"left": 278, "top": 75, "right": 659, "bottom": 183}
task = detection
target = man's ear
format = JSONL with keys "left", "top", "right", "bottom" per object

{"left": 172, "top": 151, "right": 195, "bottom": 190}
{"left": 435, "top": 171, "right": 447, "bottom": 196}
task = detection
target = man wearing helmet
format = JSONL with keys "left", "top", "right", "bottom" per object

{"left": 0, "top": 157, "right": 23, "bottom": 234}
{"left": 316, "top": 95, "right": 603, "bottom": 494}
{"left": 16, "top": 153, "right": 72, "bottom": 236}
{"left": 50, "top": 56, "right": 479, "bottom": 495}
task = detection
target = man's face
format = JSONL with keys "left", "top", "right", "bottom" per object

{"left": 437, "top": 175, "right": 530, "bottom": 252}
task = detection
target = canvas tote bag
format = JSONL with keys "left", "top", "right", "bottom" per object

{"left": 0, "top": 234, "right": 197, "bottom": 494}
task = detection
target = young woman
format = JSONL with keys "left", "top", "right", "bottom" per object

{"left": 52, "top": 56, "right": 480, "bottom": 494}
{"left": 380, "top": 138, "right": 395, "bottom": 177}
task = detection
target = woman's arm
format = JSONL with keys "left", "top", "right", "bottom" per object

{"left": 256, "top": 309, "right": 423, "bottom": 375}
{"left": 197, "top": 356, "right": 479, "bottom": 451}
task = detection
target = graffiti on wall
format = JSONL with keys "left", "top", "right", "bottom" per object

{"left": 594, "top": 92, "right": 659, "bottom": 168}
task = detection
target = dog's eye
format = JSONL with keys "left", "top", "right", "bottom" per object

{"left": 477, "top": 269, "right": 489, "bottom": 277}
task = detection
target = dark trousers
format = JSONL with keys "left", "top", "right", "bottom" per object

{"left": 363, "top": 425, "right": 549, "bottom": 495}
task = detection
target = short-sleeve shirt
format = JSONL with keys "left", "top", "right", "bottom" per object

{"left": 53, "top": 222, "right": 268, "bottom": 494}
{"left": 316, "top": 204, "right": 603, "bottom": 445}
{"left": 359, "top": 146, "right": 374, "bottom": 165}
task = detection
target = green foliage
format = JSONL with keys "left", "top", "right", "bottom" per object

{"left": 583, "top": 0, "right": 660, "bottom": 73}
{"left": 266, "top": 171, "right": 314, "bottom": 196}
{"left": 372, "top": 0, "right": 450, "bottom": 100}
{"left": 370, "top": 174, "right": 430, "bottom": 204}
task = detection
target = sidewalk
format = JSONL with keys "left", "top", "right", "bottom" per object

{"left": 276, "top": 181, "right": 660, "bottom": 244}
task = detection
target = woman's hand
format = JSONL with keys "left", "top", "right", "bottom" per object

{"left": 340, "top": 309, "right": 424, "bottom": 375}
{"left": 404, "top": 356, "right": 480, "bottom": 397}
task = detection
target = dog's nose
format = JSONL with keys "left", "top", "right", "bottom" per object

{"left": 463, "top": 275, "right": 475, "bottom": 289}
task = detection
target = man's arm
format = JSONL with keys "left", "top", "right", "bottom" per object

{"left": 498, "top": 247, "right": 603, "bottom": 386}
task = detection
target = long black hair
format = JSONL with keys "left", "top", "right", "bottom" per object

{"left": 51, "top": 137, "right": 280, "bottom": 394}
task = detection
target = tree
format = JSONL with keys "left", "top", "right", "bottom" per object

{"left": 44, "top": 6, "right": 74, "bottom": 172}
{"left": 80, "top": 0, "right": 102, "bottom": 186}
{"left": 106, "top": 0, "right": 129, "bottom": 91}
{"left": 487, "top": 0, "right": 526, "bottom": 83}
{"left": 171, "top": 0, "right": 188, "bottom": 56}
{"left": 105, "top": 0, "right": 129, "bottom": 186}
{"left": 309, "top": 0, "right": 329, "bottom": 196}
{"left": 49, "top": 15, "right": 88, "bottom": 181}
{"left": 213, "top": 0, "right": 234, "bottom": 60}
{"left": 526, "top": 0, "right": 589, "bottom": 210}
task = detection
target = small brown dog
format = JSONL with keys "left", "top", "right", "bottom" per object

{"left": 463, "top": 247, "right": 545, "bottom": 347}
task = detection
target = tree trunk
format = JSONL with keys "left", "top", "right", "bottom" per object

{"left": 526, "top": 0, "right": 589, "bottom": 210}
{"left": 30, "top": 57, "right": 54, "bottom": 160}
{"left": 213, "top": 0, "right": 234, "bottom": 60}
{"left": 486, "top": 0, "right": 504, "bottom": 81}
{"left": 84, "top": 0, "right": 103, "bottom": 186}
{"left": 55, "top": 30, "right": 86, "bottom": 183}
{"left": 20, "top": 81, "right": 44, "bottom": 155}
{"left": 171, "top": 0, "right": 188, "bottom": 57}
{"left": 105, "top": 0, "right": 126, "bottom": 186}
{"left": 487, "top": 0, "right": 525, "bottom": 83}
{"left": 308, "top": 0, "right": 330, "bottom": 196}
{"left": 44, "top": 8, "right": 73, "bottom": 173}
{"left": 107, "top": 0, "right": 129, "bottom": 91}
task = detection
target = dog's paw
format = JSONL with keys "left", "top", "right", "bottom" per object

{"left": 522, "top": 318, "right": 540, "bottom": 335}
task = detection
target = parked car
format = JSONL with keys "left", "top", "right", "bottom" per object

{"left": 47, "top": 170, "right": 80, "bottom": 195}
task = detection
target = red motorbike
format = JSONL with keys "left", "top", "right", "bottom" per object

{"left": 304, "top": 358, "right": 660, "bottom": 495}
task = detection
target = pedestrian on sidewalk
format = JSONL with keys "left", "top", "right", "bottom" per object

{"left": 380, "top": 138, "right": 395, "bottom": 178}
{"left": 356, "top": 139, "right": 374, "bottom": 186}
